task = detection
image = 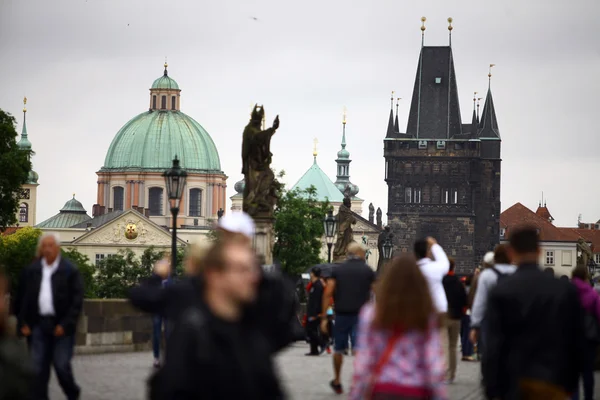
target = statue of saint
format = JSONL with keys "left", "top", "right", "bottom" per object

{"left": 376, "top": 207, "right": 382, "bottom": 228}
{"left": 368, "top": 203, "right": 375, "bottom": 224}
{"left": 217, "top": 208, "right": 224, "bottom": 220}
{"left": 332, "top": 195, "right": 357, "bottom": 261}
{"left": 377, "top": 226, "right": 391, "bottom": 272}
{"left": 241, "top": 105, "right": 281, "bottom": 218}
{"left": 577, "top": 237, "right": 593, "bottom": 268}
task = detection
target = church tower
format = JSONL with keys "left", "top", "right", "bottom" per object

{"left": 16, "top": 97, "right": 39, "bottom": 227}
{"left": 383, "top": 18, "right": 501, "bottom": 272}
{"left": 334, "top": 109, "right": 359, "bottom": 199}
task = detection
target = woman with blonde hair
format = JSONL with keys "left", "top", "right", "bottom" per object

{"left": 350, "top": 255, "right": 447, "bottom": 400}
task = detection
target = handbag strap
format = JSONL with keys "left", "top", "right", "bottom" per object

{"left": 369, "top": 333, "right": 401, "bottom": 389}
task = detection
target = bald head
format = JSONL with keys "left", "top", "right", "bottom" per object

{"left": 347, "top": 241, "right": 366, "bottom": 260}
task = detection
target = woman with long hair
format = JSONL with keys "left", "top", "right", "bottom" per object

{"left": 349, "top": 255, "right": 447, "bottom": 400}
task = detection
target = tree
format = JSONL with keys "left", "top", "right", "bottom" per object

{"left": 0, "top": 109, "right": 32, "bottom": 229}
{"left": 61, "top": 248, "right": 96, "bottom": 298}
{"left": 273, "top": 186, "right": 329, "bottom": 277}
{"left": 0, "top": 227, "right": 41, "bottom": 296}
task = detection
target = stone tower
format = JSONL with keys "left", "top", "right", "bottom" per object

{"left": 383, "top": 19, "right": 501, "bottom": 272}
{"left": 16, "top": 97, "right": 39, "bottom": 227}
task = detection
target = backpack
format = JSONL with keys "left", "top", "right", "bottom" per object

{"left": 583, "top": 297, "right": 600, "bottom": 344}
{"left": 490, "top": 267, "right": 508, "bottom": 286}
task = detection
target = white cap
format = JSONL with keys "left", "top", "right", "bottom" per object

{"left": 483, "top": 251, "right": 495, "bottom": 265}
{"left": 217, "top": 212, "right": 255, "bottom": 239}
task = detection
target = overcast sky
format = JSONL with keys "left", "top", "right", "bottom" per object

{"left": 1, "top": 0, "right": 599, "bottom": 228}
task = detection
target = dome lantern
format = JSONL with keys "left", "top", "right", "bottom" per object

{"left": 149, "top": 62, "right": 181, "bottom": 112}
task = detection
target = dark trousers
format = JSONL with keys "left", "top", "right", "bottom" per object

{"left": 306, "top": 318, "right": 324, "bottom": 354}
{"left": 152, "top": 315, "right": 169, "bottom": 360}
{"left": 572, "top": 342, "right": 596, "bottom": 400}
{"left": 30, "top": 317, "right": 79, "bottom": 400}
{"left": 460, "top": 314, "right": 473, "bottom": 357}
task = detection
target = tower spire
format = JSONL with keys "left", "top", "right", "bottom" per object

{"left": 386, "top": 91, "right": 395, "bottom": 137}
{"left": 447, "top": 17, "right": 453, "bottom": 46}
{"left": 394, "top": 98, "right": 401, "bottom": 133}
{"left": 22, "top": 96, "right": 28, "bottom": 139}
{"left": 476, "top": 97, "right": 482, "bottom": 123}
{"left": 488, "top": 63, "right": 495, "bottom": 88}
{"left": 471, "top": 92, "right": 478, "bottom": 135}
{"left": 342, "top": 106, "right": 347, "bottom": 148}
{"left": 164, "top": 57, "right": 168, "bottom": 76}
{"left": 421, "top": 17, "right": 426, "bottom": 47}
{"left": 312, "top": 138, "right": 318, "bottom": 164}
{"left": 479, "top": 66, "right": 501, "bottom": 138}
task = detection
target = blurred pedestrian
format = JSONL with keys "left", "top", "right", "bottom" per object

{"left": 0, "top": 266, "right": 34, "bottom": 400}
{"left": 17, "top": 233, "right": 83, "bottom": 400}
{"left": 151, "top": 258, "right": 172, "bottom": 368}
{"left": 442, "top": 258, "right": 467, "bottom": 383}
{"left": 305, "top": 266, "right": 325, "bottom": 356}
{"left": 570, "top": 265, "right": 600, "bottom": 400}
{"left": 349, "top": 255, "right": 447, "bottom": 400}
{"left": 483, "top": 225, "right": 583, "bottom": 400}
{"left": 321, "top": 242, "right": 375, "bottom": 394}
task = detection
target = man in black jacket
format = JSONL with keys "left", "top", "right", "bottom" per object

{"left": 483, "top": 225, "right": 584, "bottom": 400}
{"left": 18, "top": 233, "right": 83, "bottom": 400}
{"left": 442, "top": 258, "right": 467, "bottom": 384}
{"left": 305, "top": 266, "right": 325, "bottom": 356}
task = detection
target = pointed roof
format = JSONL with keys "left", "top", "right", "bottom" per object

{"left": 386, "top": 107, "right": 395, "bottom": 137}
{"left": 500, "top": 203, "right": 580, "bottom": 242}
{"left": 535, "top": 203, "right": 554, "bottom": 223}
{"left": 393, "top": 102, "right": 400, "bottom": 133}
{"left": 406, "top": 46, "right": 463, "bottom": 139}
{"left": 36, "top": 195, "right": 92, "bottom": 228}
{"left": 478, "top": 87, "right": 500, "bottom": 139}
{"left": 291, "top": 158, "right": 344, "bottom": 203}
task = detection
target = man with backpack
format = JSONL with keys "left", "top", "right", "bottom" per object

{"left": 469, "top": 245, "right": 515, "bottom": 357}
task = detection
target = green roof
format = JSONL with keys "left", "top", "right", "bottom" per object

{"left": 152, "top": 74, "right": 179, "bottom": 90}
{"left": 101, "top": 110, "right": 222, "bottom": 172}
{"left": 36, "top": 196, "right": 91, "bottom": 228}
{"left": 291, "top": 158, "right": 344, "bottom": 203}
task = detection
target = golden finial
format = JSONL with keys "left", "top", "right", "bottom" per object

{"left": 447, "top": 17, "right": 453, "bottom": 31}
{"left": 164, "top": 56, "right": 168, "bottom": 69}
{"left": 343, "top": 106, "right": 347, "bottom": 125}
{"left": 23, "top": 96, "right": 27, "bottom": 113}
{"left": 473, "top": 91, "right": 477, "bottom": 101}
{"left": 488, "top": 63, "right": 495, "bottom": 78}
{"left": 73, "top": 193, "right": 76, "bottom": 198}
{"left": 313, "top": 138, "right": 318, "bottom": 158}
{"left": 421, "top": 16, "right": 426, "bottom": 31}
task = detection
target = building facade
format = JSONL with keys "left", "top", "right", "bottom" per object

{"left": 384, "top": 29, "right": 501, "bottom": 273}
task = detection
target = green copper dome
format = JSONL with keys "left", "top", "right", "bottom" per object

{"left": 292, "top": 157, "right": 344, "bottom": 203}
{"left": 102, "top": 111, "right": 222, "bottom": 172}
{"left": 36, "top": 195, "right": 91, "bottom": 228}
{"left": 152, "top": 75, "right": 179, "bottom": 90}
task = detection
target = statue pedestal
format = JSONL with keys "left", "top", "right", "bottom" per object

{"left": 253, "top": 217, "right": 275, "bottom": 265}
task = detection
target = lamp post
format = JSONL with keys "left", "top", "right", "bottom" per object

{"left": 588, "top": 258, "right": 597, "bottom": 282}
{"left": 163, "top": 156, "right": 187, "bottom": 276}
{"left": 323, "top": 209, "right": 337, "bottom": 263}
{"left": 382, "top": 237, "right": 394, "bottom": 261}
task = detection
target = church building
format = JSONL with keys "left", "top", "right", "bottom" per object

{"left": 14, "top": 98, "right": 39, "bottom": 227}
{"left": 384, "top": 18, "right": 501, "bottom": 272}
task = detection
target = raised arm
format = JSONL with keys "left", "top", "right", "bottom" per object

{"left": 430, "top": 243, "right": 450, "bottom": 275}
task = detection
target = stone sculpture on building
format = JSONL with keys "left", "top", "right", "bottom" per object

{"left": 577, "top": 237, "right": 593, "bottom": 268}
{"left": 332, "top": 194, "right": 357, "bottom": 262}
{"left": 368, "top": 203, "right": 375, "bottom": 224}
{"left": 376, "top": 207, "right": 382, "bottom": 229}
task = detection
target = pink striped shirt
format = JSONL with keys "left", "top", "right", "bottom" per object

{"left": 349, "top": 304, "right": 448, "bottom": 400}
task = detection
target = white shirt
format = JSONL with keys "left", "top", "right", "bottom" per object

{"left": 39, "top": 256, "right": 60, "bottom": 316}
{"left": 417, "top": 244, "right": 450, "bottom": 313}
{"left": 470, "top": 263, "right": 517, "bottom": 327}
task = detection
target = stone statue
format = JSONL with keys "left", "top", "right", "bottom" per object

{"left": 217, "top": 208, "right": 224, "bottom": 220}
{"left": 368, "top": 203, "right": 375, "bottom": 224}
{"left": 377, "top": 226, "right": 391, "bottom": 272}
{"left": 577, "top": 237, "right": 593, "bottom": 268}
{"left": 376, "top": 207, "right": 382, "bottom": 228}
{"left": 241, "top": 105, "right": 281, "bottom": 218}
{"left": 332, "top": 195, "right": 357, "bottom": 261}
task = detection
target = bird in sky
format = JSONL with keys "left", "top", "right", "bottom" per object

{"left": 250, "top": 16, "right": 258, "bottom": 21}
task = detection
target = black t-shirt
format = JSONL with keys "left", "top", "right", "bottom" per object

{"left": 331, "top": 259, "right": 375, "bottom": 314}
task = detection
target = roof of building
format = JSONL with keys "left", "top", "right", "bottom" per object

{"left": 101, "top": 110, "right": 221, "bottom": 172}
{"left": 70, "top": 210, "right": 124, "bottom": 229}
{"left": 36, "top": 195, "right": 92, "bottom": 229}
{"left": 563, "top": 228, "right": 600, "bottom": 253}
{"left": 478, "top": 86, "right": 500, "bottom": 139}
{"left": 500, "top": 203, "right": 581, "bottom": 242}
{"left": 151, "top": 66, "right": 180, "bottom": 90}
{"left": 291, "top": 157, "right": 344, "bottom": 203}
{"left": 535, "top": 205, "right": 554, "bottom": 222}
{"left": 1, "top": 227, "right": 22, "bottom": 236}
{"left": 406, "top": 46, "right": 463, "bottom": 139}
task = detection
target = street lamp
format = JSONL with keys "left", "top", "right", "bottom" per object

{"left": 163, "top": 156, "right": 187, "bottom": 276}
{"left": 323, "top": 208, "right": 337, "bottom": 263}
{"left": 588, "top": 258, "right": 597, "bottom": 281}
{"left": 382, "top": 237, "right": 394, "bottom": 261}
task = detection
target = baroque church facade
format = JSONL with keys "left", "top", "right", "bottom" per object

{"left": 384, "top": 21, "right": 501, "bottom": 272}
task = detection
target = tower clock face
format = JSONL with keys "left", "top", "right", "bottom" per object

{"left": 20, "top": 189, "right": 30, "bottom": 199}
{"left": 125, "top": 223, "right": 138, "bottom": 240}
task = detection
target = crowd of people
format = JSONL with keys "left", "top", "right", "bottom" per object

{"left": 0, "top": 216, "right": 599, "bottom": 399}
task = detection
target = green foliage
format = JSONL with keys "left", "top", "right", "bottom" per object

{"left": 0, "top": 227, "right": 41, "bottom": 295}
{"left": 0, "top": 109, "right": 32, "bottom": 229}
{"left": 273, "top": 186, "right": 329, "bottom": 277}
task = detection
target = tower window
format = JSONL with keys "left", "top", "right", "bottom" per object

{"left": 171, "top": 96, "right": 176, "bottom": 110}
{"left": 113, "top": 186, "right": 124, "bottom": 211}
{"left": 414, "top": 188, "right": 422, "bottom": 204}
{"left": 405, "top": 187, "right": 412, "bottom": 203}
{"left": 148, "top": 187, "right": 164, "bottom": 216}
{"left": 19, "top": 203, "right": 28, "bottom": 222}
{"left": 442, "top": 189, "right": 450, "bottom": 204}
{"left": 451, "top": 189, "right": 458, "bottom": 204}
{"left": 152, "top": 96, "right": 157, "bottom": 109}
{"left": 435, "top": 77, "right": 442, "bottom": 84}
{"left": 161, "top": 96, "right": 166, "bottom": 110}
{"left": 189, "top": 188, "right": 202, "bottom": 217}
